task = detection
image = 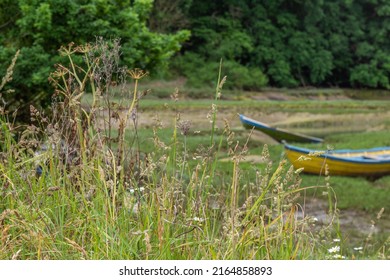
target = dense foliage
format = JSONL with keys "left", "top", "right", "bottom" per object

{"left": 166, "top": 0, "right": 390, "bottom": 90}
{"left": 0, "top": 0, "right": 189, "bottom": 116}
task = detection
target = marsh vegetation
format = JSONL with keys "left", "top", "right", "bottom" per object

{"left": 1, "top": 42, "right": 389, "bottom": 260}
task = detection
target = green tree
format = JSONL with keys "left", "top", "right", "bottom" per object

{"left": 0, "top": 0, "right": 190, "bottom": 118}
{"left": 148, "top": 0, "right": 192, "bottom": 33}
{"left": 171, "top": 0, "right": 268, "bottom": 90}
{"left": 348, "top": 0, "right": 390, "bottom": 88}
{"left": 175, "top": 0, "right": 390, "bottom": 90}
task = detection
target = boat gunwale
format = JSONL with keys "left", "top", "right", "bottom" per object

{"left": 284, "top": 143, "right": 390, "bottom": 164}
{"left": 239, "top": 114, "right": 323, "bottom": 143}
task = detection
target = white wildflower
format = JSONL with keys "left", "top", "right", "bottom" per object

{"left": 128, "top": 187, "right": 144, "bottom": 194}
{"left": 353, "top": 247, "right": 363, "bottom": 251}
{"left": 333, "top": 238, "right": 341, "bottom": 242}
{"left": 333, "top": 254, "right": 346, "bottom": 259}
{"left": 191, "top": 217, "right": 205, "bottom": 223}
{"left": 328, "top": 246, "right": 340, "bottom": 253}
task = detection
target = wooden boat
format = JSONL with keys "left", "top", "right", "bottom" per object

{"left": 284, "top": 143, "right": 390, "bottom": 177}
{"left": 239, "top": 114, "right": 323, "bottom": 143}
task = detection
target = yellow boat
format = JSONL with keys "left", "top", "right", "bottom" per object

{"left": 284, "top": 143, "right": 390, "bottom": 178}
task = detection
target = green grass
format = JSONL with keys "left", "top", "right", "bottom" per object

{"left": 146, "top": 97, "right": 390, "bottom": 254}
{"left": 2, "top": 106, "right": 335, "bottom": 260}
{"left": 2, "top": 42, "right": 389, "bottom": 260}
{"left": 142, "top": 123, "right": 390, "bottom": 212}
{"left": 82, "top": 93, "right": 390, "bottom": 114}
{"left": 134, "top": 105, "right": 390, "bottom": 209}
{"left": 117, "top": 93, "right": 390, "bottom": 258}
{"left": 3, "top": 94, "right": 390, "bottom": 259}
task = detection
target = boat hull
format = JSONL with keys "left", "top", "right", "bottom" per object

{"left": 284, "top": 144, "right": 390, "bottom": 177}
{"left": 239, "top": 114, "right": 323, "bottom": 143}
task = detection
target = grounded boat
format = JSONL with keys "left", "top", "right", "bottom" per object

{"left": 239, "top": 114, "right": 323, "bottom": 143}
{"left": 284, "top": 143, "right": 390, "bottom": 178}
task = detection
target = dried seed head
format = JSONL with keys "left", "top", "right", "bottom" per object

{"left": 217, "top": 75, "right": 227, "bottom": 98}
{"left": 261, "top": 144, "right": 270, "bottom": 161}
{"left": 170, "top": 88, "right": 179, "bottom": 101}
{"left": 130, "top": 108, "right": 137, "bottom": 122}
{"left": 30, "top": 105, "right": 39, "bottom": 117}
{"left": 219, "top": 75, "right": 227, "bottom": 89}
{"left": 377, "top": 207, "right": 384, "bottom": 220}
{"left": 59, "top": 42, "right": 76, "bottom": 56}
{"left": 178, "top": 120, "right": 191, "bottom": 136}
{"left": 75, "top": 43, "right": 93, "bottom": 53}
{"left": 127, "top": 68, "right": 148, "bottom": 80}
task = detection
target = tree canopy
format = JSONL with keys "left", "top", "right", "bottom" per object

{"left": 0, "top": 0, "right": 189, "bottom": 115}
{"left": 168, "top": 0, "right": 390, "bottom": 90}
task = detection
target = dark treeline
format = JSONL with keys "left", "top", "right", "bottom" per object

{"left": 160, "top": 0, "right": 390, "bottom": 90}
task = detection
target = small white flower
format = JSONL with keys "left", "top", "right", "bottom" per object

{"left": 328, "top": 246, "right": 340, "bottom": 253}
{"left": 333, "top": 254, "right": 346, "bottom": 259}
{"left": 353, "top": 247, "right": 363, "bottom": 251}
{"left": 313, "top": 217, "right": 319, "bottom": 222}
{"left": 128, "top": 187, "right": 144, "bottom": 194}
{"left": 333, "top": 238, "right": 341, "bottom": 242}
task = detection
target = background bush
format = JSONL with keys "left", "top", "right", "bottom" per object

{"left": 0, "top": 0, "right": 190, "bottom": 119}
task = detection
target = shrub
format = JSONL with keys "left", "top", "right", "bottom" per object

{"left": 0, "top": 0, "right": 190, "bottom": 121}
{"left": 172, "top": 53, "right": 268, "bottom": 91}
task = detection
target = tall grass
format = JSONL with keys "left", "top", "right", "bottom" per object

{"left": 1, "top": 40, "right": 385, "bottom": 260}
